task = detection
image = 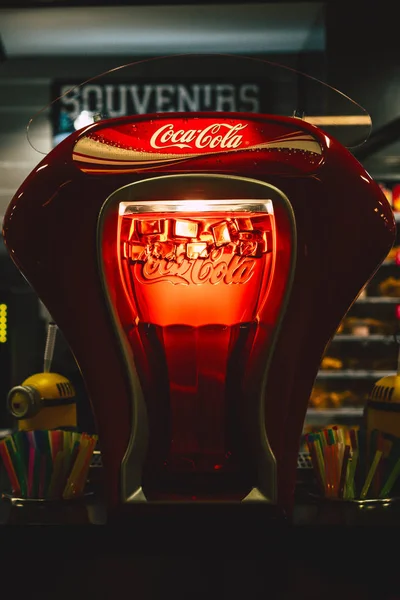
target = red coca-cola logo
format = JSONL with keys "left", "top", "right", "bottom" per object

{"left": 149, "top": 123, "right": 247, "bottom": 150}
{"left": 133, "top": 249, "right": 255, "bottom": 286}
{"left": 73, "top": 116, "right": 324, "bottom": 174}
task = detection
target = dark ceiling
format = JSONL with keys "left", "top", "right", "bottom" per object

{"left": 0, "top": 2, "right": 325, "bottom": 58}
{"left": 0, "top": 0, "right": 324, "bottom": 5}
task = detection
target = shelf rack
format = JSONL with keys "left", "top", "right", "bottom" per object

{"left": 316, "top": 370, "right": 395, "bottom": 379}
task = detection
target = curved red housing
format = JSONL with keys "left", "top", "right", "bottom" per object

{"left": 2, "top": 112, "right": 395, "bottom": 514}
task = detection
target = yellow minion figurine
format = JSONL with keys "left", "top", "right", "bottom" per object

{"left": 7, "top": 371, "right": 76, "bottom": 431}
{"left": 365, "top": 374, "right": 400, "bottom": 457}
{"left": 365, "top": 336, "right": 400, "bottom": 457}
{"left": 6, "top": 321, "right": 77, "bottom": 431}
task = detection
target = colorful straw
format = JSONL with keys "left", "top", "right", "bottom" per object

{"left": 0, "top": 430, "right": 97, "bottom": 500}
{"left": 306, "top": 426, "right": 400, "bottom": 500}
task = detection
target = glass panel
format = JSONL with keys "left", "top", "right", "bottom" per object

{"left": 26, "top": 53, "right": 371, "bottom": 154}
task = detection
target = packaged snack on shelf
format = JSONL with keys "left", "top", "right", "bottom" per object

{"left": 341, "top": 317, "right": 393, "bottom": 335}
{"left": 320, "top": 356, "right": 344, "bottom": 370}
{"left": 309, "top": 387, "right": 362, "bottom": 410}
{"left": 379, "top": 276, "right": 400, "bottom": 298}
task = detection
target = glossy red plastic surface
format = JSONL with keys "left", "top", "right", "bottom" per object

{"left": 2, "top": 112, "right": 395, "bottom": 512}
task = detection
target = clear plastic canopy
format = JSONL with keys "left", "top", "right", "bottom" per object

{"left": 27, "top": 53, "right": 371, "bottom": 154}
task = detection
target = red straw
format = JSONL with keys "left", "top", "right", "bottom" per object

{"left": 350, "top": 429, "right": 358, "bottom": 451}
{"left": 0, "top": 441, "right": 21, "bottom": 496}
{"left": 50, "top": 430, "right": 63, "bottom": 461}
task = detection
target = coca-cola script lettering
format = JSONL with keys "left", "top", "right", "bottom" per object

{"left": 149, "top": 123, "right": 247, "bottom": 150}
{"left": 134, "top": 250, "right": 256, "bottom": 286}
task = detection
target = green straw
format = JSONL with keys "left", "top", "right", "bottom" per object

{"left": 360, "top": 450, "right": 382, "bottom": 499}
{"left": 379, "top": 456, "right": 400, "bottom": 498}
{"left": 344, "top": 450, "right": 358, "bottom": 500}
{"left": 314, "top": 439, "right": 326, "bottom": 490}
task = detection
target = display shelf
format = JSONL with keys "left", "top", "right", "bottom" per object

{"left": 316, "top": 369, "right": 395, "bottom": 379}
{"left": 306, "top": 407, "right": 363, "bottom": 421}
{"left": 332, "top": 334, "right": 393, "bottom": 342}
{"left": 355, "top": 296, "right": 400, "bottom": 304}
{"left": 304, "top": 407, "right": 364, "bottom": 427}
{"left": 307, "top": 407, "right": 363, "bottom": 417}
{"left": 304, "top": 179, "right": 400, "bottom": 428}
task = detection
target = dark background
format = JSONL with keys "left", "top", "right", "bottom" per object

{"left": 1, "top": 0, "right": 399, "bottom": 432}
{"left": 1, "top": 3, "right": 400, "bottom": 598}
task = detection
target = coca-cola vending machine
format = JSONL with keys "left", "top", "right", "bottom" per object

{"left": 2, "top": 55, "right": 395, "bottom": 519}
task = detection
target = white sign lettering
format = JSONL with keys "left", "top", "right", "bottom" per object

{"left": 57, "top": 83, "right": 261, "bottom": 123}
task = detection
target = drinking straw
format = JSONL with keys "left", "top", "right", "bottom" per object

{"left": 368, "top": 428, "right": 379, "bottom": 471}
{"left": 11, "top": 431, "right": 29, "bottom": 498}
{"left": 72, "top": 431, "right": 81, "bottom": 448}
{"left": 38, "top": 454, "right": 47, "bottom": 498}
{"left": 336, "top": 442, "right": 345, "bottom": 496}
{"left": 27, "top": 445, "right": 35, "bottom": 498}
{"left": 316, "top": 430, "right": 327, "bottom": 449}
{"left": 44, "top": 451, "right": 54, "bottom": 497}
{"left": 329, "top": 441, "right": 342, "bottom": 496}
{"left": 322, "top": 443, "right": 330, "bottom": 496}
{"left": 32, "top": 444, "right": 42, "bottom": 498}
{"left": 63, "top": 430, "right": 71, "bottom": 456}
{"left": 0, "top": 441, "right": 20, "bottom": 495}
{"left": 314, "top": 438, "right": 326, "bottom": 489}
{"left": 327, "top": 443, "right": 337, "bottom": 496}
{"left": 48, "top": 451, "right": 65, "bottom": 499}
{"left": 336, "top": 427, "right": 345, "bottom": 447}
{"left": 35, "top": 430, "right": 52, "bottom": 460}
{"left": 13, "top": 430, "right": 28, "bottom": 467}
{"left": 350, "top": 428, "right": 358, "bottom": 452}
{"left": 360, "top": 450, "right": 383, "bottom": 499}
{"left": 307, "top": 433, "right": 326, "bottom": 490}
{"left": 33, "top": 430, "right": 53, "bottom": 496}
{"left": 8, "top": 434, "right": 17, "bottom": 454}
{"left": 5, "top": 437, "right": 27, "bottom": 498}
{"left": 27, "top": 430, "right": 36, "bottom": 449}
{"left": 338, "top": 445, "right": 351, "bottom": 499}
{"left": 64, "top": 439, "right": 81, "bottom": 483}
{"left": 379, "top": 456, "right": 400, "bottom": 498}
{"left": 63, "top": 444, "right": 89, "bottom": 500}
{"left": 356, "top": 428, "right": 367, "bottom": 491}
{"left": 307, "top": 438, "right": 324, "bottom": 492}
{"left": 0, "top": 430, "right": 100, "bottom": 500}
{"left": 59, "top": 450, "right": 73, "bottom": 498}
{"left": 71, "top": 438, "right": 97, "bottom": 498}
{"left": 74, "top": 458, "right": 93, "bottom": 497}
{"left": 43, "top": 322, "right": 57, "bottom": 373}
{"left": 49, "top": 429, "right": 63, "bottom": 462}
{"left": 326, "top": 428, "right": 336, "bottom": 446}
{"left": 305, "top": 426, "right": 400, "bottom": 500}
{"left": 373, "top": 431, "right": 384, "bottom": 497}
{"left": 345, "top": 449, "right": 358, "bottom": 500}
{"left": 323, "top": 444, "right": 336, "bottom": 498}
{"left": 322, "top": 429, "right": 330, "bottom": 446}
{"left": 383, "top": 437, "right": 400, "bottom": 484}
